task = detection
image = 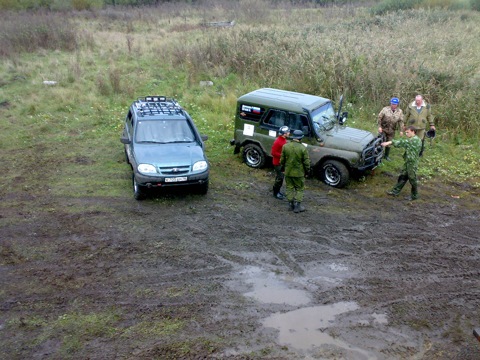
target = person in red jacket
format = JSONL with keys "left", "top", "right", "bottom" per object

{"left": 271, "top": 126, "right": 290, "bottom": 199}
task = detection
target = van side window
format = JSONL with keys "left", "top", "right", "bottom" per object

{"left": 239, "top": 104, "right": 265, "bottom": 122}
{"left": 287, "top": 113, "right": 309, "bottom": 134}
{"left": 264, "top": 110, "right": 287, "bottom": 128}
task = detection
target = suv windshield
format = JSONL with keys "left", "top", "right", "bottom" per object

{"left": 311, "top": 102, "right": 336, "bottom": 135}
{"left": 136, "top": 119, "right": 195, "bottom": 143}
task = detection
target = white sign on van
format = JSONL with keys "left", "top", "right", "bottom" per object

{"left": 241, "top": 105, "right": 261, "bottom": 114}
{"left": 269, "top": 130, "right": 276, "bottom": 137}
{"left": 243, "top": 124, "right": 254, "bottom": 136}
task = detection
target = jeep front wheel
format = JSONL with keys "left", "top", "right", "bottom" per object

{"left": 321, "top": 160, "right": 349, "bottom": 188}
{"left": 243, "top": 144, "right": 266, "bottom": 168}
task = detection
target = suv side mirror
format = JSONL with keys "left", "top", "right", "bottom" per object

{"left": 339, "top": 111, "right": 348, "bottom": 125}
{"left": 120, "top": 137, "right": 131, "bottom": 144}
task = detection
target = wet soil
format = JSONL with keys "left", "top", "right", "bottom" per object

{"left": 1, "top": 167, "right": 480, "bottom": 359}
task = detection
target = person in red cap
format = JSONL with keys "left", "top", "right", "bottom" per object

{"left": 377, "top": 97, "right": 404, "bottom": 161}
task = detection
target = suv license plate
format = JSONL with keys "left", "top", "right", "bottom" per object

{"left": 165, "top": 177, "right": 187, "bottom": 183}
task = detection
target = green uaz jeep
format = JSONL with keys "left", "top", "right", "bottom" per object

{"left": 230, "top": 88, "right": 383, "bottom": 188}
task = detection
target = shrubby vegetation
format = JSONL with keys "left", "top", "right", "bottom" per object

{"left": 1, "top": 0, "right": 479, "bottom": 11}
{"left": 0, "top": 0, "right": 479, "bottom": 185}
{"left": 0, "top": 12, "right": 77, "bottom": 56}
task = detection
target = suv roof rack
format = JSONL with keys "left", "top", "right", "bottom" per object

{"left": 134, "top": 96, "right": 184, "bottom": 117}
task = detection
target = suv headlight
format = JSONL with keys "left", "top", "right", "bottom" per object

{"left": 138, "top": 164, "right": 157, "bottom": 174}
{"left": 193, "top": 161, "right": 208, "bottom": 172}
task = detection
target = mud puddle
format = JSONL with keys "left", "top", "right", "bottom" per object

{"left": 232, "top": 264, "right": 382, "bottom": 359}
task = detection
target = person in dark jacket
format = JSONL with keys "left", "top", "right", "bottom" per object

{"left": 271, "top": 126, "right": 290, "bottom": 199}
{"left": 404, "top": 94, "right": 435, "bottom": 156}
{"left": 280, "top": 130, "right": 310, "bottom": 213}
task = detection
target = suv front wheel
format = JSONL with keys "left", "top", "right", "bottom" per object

{"left": 133, "top": 175, "right": 147, "bottom": 200}
{"left": 243, "top": 143, "right": 266, "bottom": 168}
{"left": 321, "top": 160, "right": 349, "bottom": 188}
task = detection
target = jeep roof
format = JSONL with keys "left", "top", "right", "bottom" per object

{"left": 237, "top": 88, "right": 331, "bottom": 114}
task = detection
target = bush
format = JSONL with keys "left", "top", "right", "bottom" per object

{"left": 71, "top": 0, "right": 103, "bottom": 11}
{"left": 0, "top": 12, "right": 77, "bottom": 57}
{"left": 371, "top": 0, "right": 421, "bottom": 15}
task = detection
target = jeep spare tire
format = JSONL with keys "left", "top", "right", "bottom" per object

{"left": 243, "top": 143, "right": 266, "bottom": 168}
{"left": 321, "top": 160, "right": 349, "bottom": 188}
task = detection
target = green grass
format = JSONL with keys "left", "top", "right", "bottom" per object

{"left": 0, "top": 2, "right": 479, "bottom": 203}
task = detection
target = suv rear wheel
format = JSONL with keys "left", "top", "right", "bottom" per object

{"left": 243, "top": 143, "right": 266, "bottom": 168}
{"left": 321, "top": 160, "right": 349, "bottom": 188}
{"left": 133, "top": 175, "right": 146, "bottom": 200}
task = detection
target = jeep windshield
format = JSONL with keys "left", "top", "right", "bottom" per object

{"left": 311, "top": 102, "right": 337, "bottom": 135}
{"left": 135, "top": 119, "right": 195, "bottom": 143}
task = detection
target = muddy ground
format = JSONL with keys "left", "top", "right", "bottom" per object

{"left": 1, "top": 161, "right": 480, "bottom": 359}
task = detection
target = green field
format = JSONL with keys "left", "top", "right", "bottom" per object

{"left": 1, "top": 2, "right": 479, "bottom": 199}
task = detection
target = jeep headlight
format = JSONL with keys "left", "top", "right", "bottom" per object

{"left": 137, "top": 164, "right": 157, "bottom": 174}
{"left": 193, "top": 161, "right": 208, "bottom": 172}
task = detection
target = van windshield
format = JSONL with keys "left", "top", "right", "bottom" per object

{"left": 311, "top": 102, "right": 336, "bottom": 135}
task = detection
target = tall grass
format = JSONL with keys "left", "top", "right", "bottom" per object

{"left": 0, "top": 12, "right": 77, "bottom": 57}
{"left": 0, "top": 1, "right": 479, "bottom": 192}
{"left": 163, "top": 7, "right": 480, "bottom": 137}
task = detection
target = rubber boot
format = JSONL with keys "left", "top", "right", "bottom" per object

{"left": 410, "top": 182, "right": 418, "bottom": 200}
{"left": 384, "top": 147, "right": 391, "bottom": 161}
{"left": 273, "top": 186, "right": 285, "bottom": 200}
{"left": 391, "top": 174, "right": 408, "bottom": 195}
{"left": 288, "top": 201, "right": 294, "bottom": 211}
{"left": 293, "top": 202, "right": 305, "bottom": 213}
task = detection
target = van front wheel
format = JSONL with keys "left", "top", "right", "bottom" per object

{"left": 321, "top": 160, "right": 349, "bottom": 188}
{"left": 243, "top": 144, "right": 266, "bottom": 168}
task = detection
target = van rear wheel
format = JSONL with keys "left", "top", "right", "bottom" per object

{"left": 321, "top": 160, "right": 349, "bottom": 188}
{"left": 243, "top": 144, "right": 266, "bottom": 168}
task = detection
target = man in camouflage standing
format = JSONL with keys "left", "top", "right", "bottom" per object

{"left": 280, "top": 130, "right": 310, "bottom": 213}
{"left": 377, "top": 97, "right": 404, "bottom": 161}
{"left": 404, "top": 94, "right": 435, "bottom": 156}
{"left": 381, "top": 126, "right": 422, "bottom": 200}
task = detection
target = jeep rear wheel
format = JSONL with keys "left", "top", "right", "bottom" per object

{"left": 321, "top": 160, "right": 349, "bottom": 188}
{"left": 132, "top": 175, "right": 146, "bottom": 200}
{"left": 243, "top": 144, "right": 266, "bottom": 168}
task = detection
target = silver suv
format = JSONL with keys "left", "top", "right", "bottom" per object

{"left": 121, "top": 96, "right": 209, "bottom": 199}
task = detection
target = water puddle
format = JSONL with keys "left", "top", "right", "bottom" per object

{"left": 372, "top": 312, "right": 388, "bottom": 324}
{"left": 241, "top": 266, "right": 310, "bottom": 306}
{"left": 262, "top": 301, "right": 375, "bottom": 358}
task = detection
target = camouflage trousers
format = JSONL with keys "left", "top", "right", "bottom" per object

{"left": 391, "top": 163, "right": 418, "bottom": 199}
{"left": 285, "top": 176, "right": 305, "bottom": 202}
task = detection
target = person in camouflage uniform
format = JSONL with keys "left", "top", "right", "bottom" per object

{"left": 280, "top": 130, "right": 310, "bottom": 213}
{"left": 377, "top": 97, "right": 404, "bottom": 161}
{"left": 404, "top": 94, "right": 435, "bottom": 156}
{"left": 381, "top": 126, "right": 422, "bottom": 200}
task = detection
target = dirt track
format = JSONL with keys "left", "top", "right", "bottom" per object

{"left": 1, "top": 165, "right": 480, "bottom": 359}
